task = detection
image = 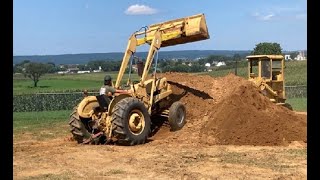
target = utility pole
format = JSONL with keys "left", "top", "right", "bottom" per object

{"left": 233, "top": 53, "right": 240, "bottom": 76}
{"left": 235, "top": 59, "right": 238, "bottom": 75}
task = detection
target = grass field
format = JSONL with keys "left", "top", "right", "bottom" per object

{"left": 14, "top": 79, "right": 100, "bottom": 93}
{"left": 286, "top": 98, "right": 307, "bottom": 112}
{"left": 13, "top": 72, "right": 140, "bottom": 94}
{"left": 13, "top": 110, "right": 70, "bottom": 141}
{"left": 13, "top": 110, "right": 70, "bottom": 131}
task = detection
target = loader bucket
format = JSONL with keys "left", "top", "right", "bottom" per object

{"left": 146, "top": 13, "right": 210, "bottom": 47}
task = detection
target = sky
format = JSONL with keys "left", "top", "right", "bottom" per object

{"left": 13, "top": 0, "right": 307, "bottom": 55}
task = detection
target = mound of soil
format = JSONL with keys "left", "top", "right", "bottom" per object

{"left": 155, "top": 72, "right": 306, "bottom": 146}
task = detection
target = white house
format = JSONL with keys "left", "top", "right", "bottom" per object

{"left": 205, "top": 63, "right": 211, "bottom": 67}
{"left": 285, "top": 55, "right": 292, "bottom": 60}
{"left": 67, "top": 67, "right": 79, "bottom": 73}
{"left": 93, "top": 66, "right": 102, "bottom": 73}
{"left": 57, "top": 71, "right": 69, "bottom": 74}
{"left": 295, "top": 51, "right": 307, "bottom": 61}
{"left": 211, "top": 61, "right": 218, "bottom": 66}
{"left": 216, "top": 61, "right": 226, "bottom": 67}
{"left": 77, "top": 70, "right": 90, "bottom": 74}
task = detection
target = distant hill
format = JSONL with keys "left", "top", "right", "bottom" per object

{"left": 13, "top": 50, "right": 253, "bottom": 65}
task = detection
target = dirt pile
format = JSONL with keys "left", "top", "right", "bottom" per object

{"left": 157, "top": 72, "right": 306, "bottom": 146}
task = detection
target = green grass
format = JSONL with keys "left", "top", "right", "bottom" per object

{"left": 13, "top": 71, "right": 118, "bottom": 81}
{"left": 13, "top": 72, "right": 140, "bottom": 95}
{"left": 13, "top": 110, "right": 70, "bottom": 132}
{"left": 284, "top": 61, "right": 307, "bottom": 85}
{"left": 286, "top": 98, "right": 307, "bottom": 112}
{"left": 13, "top": 79, "right": 101, "bottom": 94}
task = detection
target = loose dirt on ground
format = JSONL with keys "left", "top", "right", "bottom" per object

{"left": 14, "top": 73, "right": 307, "bottom": 180}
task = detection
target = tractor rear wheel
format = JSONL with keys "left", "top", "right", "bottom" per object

{"left": 168, "top": 101, "right": 186, "bottom": 131}
{"left": 68, "top": 107, "right": 104, "bottom": 144}
{"left": 111, "top": 97, "right": 151, "bottom": 146}
{"left": 69, "top": 108, "right": 91, "bottom": 143}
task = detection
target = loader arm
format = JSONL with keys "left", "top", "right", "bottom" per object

{"left": 140, "top": 30, "right": 162, "bottom": 85}
{"left": 114, "top": 13, "right": 210, "bottom": 89}
{"left": 114, "top": 35, "right": 137, "bottom": 89}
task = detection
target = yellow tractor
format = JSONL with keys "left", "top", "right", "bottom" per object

{"left": 69, "top": 14, "right": 210, "bottom": 145}
{"left": 246, "top": 55, "right": 292, "bottom": 110}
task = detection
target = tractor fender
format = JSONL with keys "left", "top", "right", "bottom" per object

{"left": 107, "top": 94, "right": 132, "bottom": 115}
{"left": 77, "top": 96, "right": 99, "bottom": 118}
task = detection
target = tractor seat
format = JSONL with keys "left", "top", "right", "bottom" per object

{"left": 95, "top": 94, "right": 111, "bottom": 111}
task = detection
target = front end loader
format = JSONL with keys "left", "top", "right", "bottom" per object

{"left": 69, "top": 14, "right": 209, "bottom": 145}
{"left": 68, "top": 13, "right": 210, "bottom": 145}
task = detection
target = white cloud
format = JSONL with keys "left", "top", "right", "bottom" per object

{"left": 262, "top": 14, "right": 275, "bottom": 21}
{"left": 125, "top": 4, "right": 158, "bottom": 15}
{"left": 252, "top": 4, "right": 306, "bottom": 22}
{"left": 252, "top": 12, "right": 275, "bottom": 21}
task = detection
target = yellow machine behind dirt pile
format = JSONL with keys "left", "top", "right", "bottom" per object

{"left": 68, "top": 14, "right": 210, "bottom": 145}
{"left": 246, "top": 55, "right": 292, "bottom": 110}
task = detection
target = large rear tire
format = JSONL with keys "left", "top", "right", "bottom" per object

{"left": 68, "top": 107, "right": 105, "bottom": 144}
{"left": 68, "top": 108, "right": 92, "bottom": 143}
{"left": 111, "top": 97, "right": 151, "bottom": 146}
{"left": 168, "top": 101, "right": 186, "bottom": 131}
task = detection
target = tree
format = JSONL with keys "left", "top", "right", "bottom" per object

{"left": 158, "top": 59, "right": 168, "bottom": 68}
{"left": 190, "top": 64, "right": 203, "bottom": 72}
{"left": 46, "top": 62, "right": 59, "bottom": 73}
{"left": 24, "top": 62, "right": 50, "bottom": 87}
{"left": 251, "top": 42, "right": 282, "bottom": 55}
{"left": 18, "top": 60, "right": 31, "bottom": 66}
{"left": 13, "top": 65, "right": 16, "bottom": 74}
{"left": 198, "top": 58, "right": 206, "bottom": 65}
{"left": 289, "top": 51, "right": 299, "bottom": 60}
{"left": 78, "top": 64, "right": 91, "bottom": 71}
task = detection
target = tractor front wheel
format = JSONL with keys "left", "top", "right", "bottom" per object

{"left": 168, "top": 101, "right": 186, "bottom": 131}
